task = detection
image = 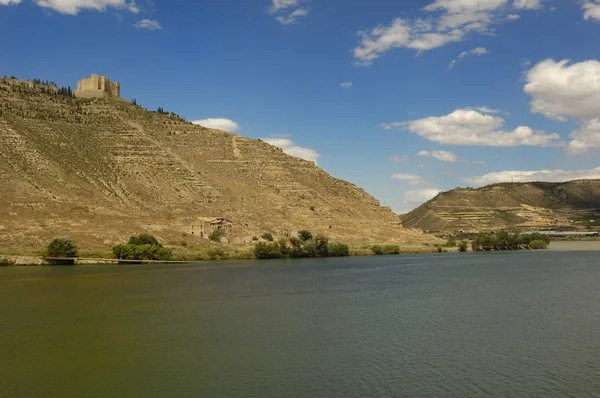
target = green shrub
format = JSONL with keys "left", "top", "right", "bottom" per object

{"left": 209, "top": 229, "right": 226, "bottom": 242}
{"left": 128, "top": 233, "right": 160, "bottom": 246}
{"left": 371, "top": 244, "right": 401, "bottom": 255}
{"left": 254, "top": 242, "right": 283, "bottom": 259}
{"left": 328, "top": 243, "right": 350, "bottom": 257}
{"left": 112, "top": 244, "right": 173, "bottom": 261}
{"left": 207, "top": 247, "right": 227, "bottom": 260}
{"left": 529, "top": 240, "right": 548, "bottom": 250}
{"left": 310, "top": 206, "right": 315, "bottom": 211}
{"left": 437, "top": 246, "right": 444, "bottom": 253}
{"left": 446, "top": 238, "right": 457, "bottom": 247}
{"left": 314, "top": 235, "right": 329, "bottom": 257}
{"left": 180, "top": 240, "right": 188, "bottom": 247}
{"left": 0, "top": 258, "right": 16, "bottom": 267}
{"left": 458, "top": 241, "right": 469, "bottom": 252}
{"left": 298, "top": 230, "right": 313, "bottom": 242}
{"left": 252, "top": 236, "right": 259, "bottom": 241}
{"left": 261, "top": 233, "right": 274, "bottom": 242}
{"left": 47, "top": 237, "right": 79, "bottom": 258}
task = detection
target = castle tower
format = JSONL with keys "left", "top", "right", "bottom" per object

{"left": 74, "top": 74, "right": 121, "bottom": 99}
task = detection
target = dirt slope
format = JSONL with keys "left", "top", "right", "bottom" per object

{"left": 0, "top": 78, "right": 427, "bottom": 248}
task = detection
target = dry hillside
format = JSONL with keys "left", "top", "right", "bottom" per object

{"left": 401, "top": 181, "right": 600, "bottom": 233}
{"left": 0, "top": 77, "right": 427, "bottom": 250}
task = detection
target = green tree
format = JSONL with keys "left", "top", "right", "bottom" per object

{"left": 209, "top": 229, "right": 226, "bottom": 242}
{"left": 47, "top": 237, "right": 79, "bottom": 258}
{"left": 254, "top": 242, "right": 283, "bottom": 259}
{"left": 298, "top": 230, "right": 313, "bottom": 242}
{"left": 314, "top": 235, "right": 329, "bottom": 257}
{"left": 458, "top": 241, "right": 469, "bottom": 252}
{"left": 128, "top": 233, "right": 161, "bottom": 246}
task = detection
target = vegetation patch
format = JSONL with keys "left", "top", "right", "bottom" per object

{"left": 472, "top": 231, "right": 550, "bottom": 252}
{"left": 113, "top": 234, "right": 173, "bottom": 261}
{"left": 47, "top": 237, "right": 79, "bottom": 258}
{"left": 254, "top": 230, "right": 349, "bottom": 259}
{"left": 371, "top": 244, "right": 401, "bottom": 255}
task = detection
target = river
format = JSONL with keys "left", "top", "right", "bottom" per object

{"left": 1, "top": 251, "right": 600, "bottom": 397}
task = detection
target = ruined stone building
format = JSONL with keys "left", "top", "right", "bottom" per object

{"left": 74, "top": 74, "right": 120, "bottom": 98}
{"left": 189, "top": 217, "right": 233, "bottom": 238}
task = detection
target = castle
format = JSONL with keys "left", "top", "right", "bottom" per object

{"left": 74, "top": 74, "right": 120, "bottom": 99}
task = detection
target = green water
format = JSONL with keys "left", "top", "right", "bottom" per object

{"left": 2, "top": 252, "right": 600, "bottom": 397}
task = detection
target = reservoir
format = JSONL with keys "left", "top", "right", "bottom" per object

{"left": 2, "top": 251, "right": 600, "bottom": 397}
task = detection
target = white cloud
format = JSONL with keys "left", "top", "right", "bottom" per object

{"left": 418, "top": 150, "right": 459, "bottom": 162}
{"left": 387, "top": 107, "right": 562, "bottom": 147}
{"left": 390, "top": 154, "right": 410, "bottom": 163}
{"left": 270, "top": 0, "right": 300, "bottom": 12}
{"left": 404, "top": 189, "right": 441, "bottom": 205}
{"left": 0, "top": 0, "right": 21, "bottom": 5}
{"left": 353, "top": 0, "right": 540, "bottom": 65}
{"left": 340, "top": 81, "right": 353, "bottom": 89}
{"left": 475, "top": 106, "right": 503, "bottom": 114}
{"left": 583, "top": 1, "right": 600, "bottom": 21}
{"left": 506, "top": 14, "right": 520, "bottom": 20}
{"left": 449, "top": 47, "right": 487, "bottom": 70}
{"left": 464, "top": 167, "right": 600, "bottom": 186}
{"left": 392, "top": 173, "right": 427, "bottom": 186}
{"left": 270, "top": 0, "right": 308, "bottom": 24}
{"left": 524, "top": 59, "right": 600, "bottom": 153}
{"left": 32, "top": 0, "right": 138, "bottom": 15}
{"left": 192, "top": 118, "right": 240, "bottom": 133}
{"left": 276, "top": 7, "right": 308, "bottom": 24}
{"left": 513, "top": 0, "right": 542, "bottom": 10}
{"left": 134, "top": 19, "right": 161, "bottom": 30}
{"left": 262, "top": 138, "right": 320, "bottom": 163}
{"left": 472, "top": 160, "right": 486, "bottom": 165}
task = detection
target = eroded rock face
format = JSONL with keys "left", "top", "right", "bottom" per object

{"left": 0, "top": 78, "right": 424, "bottom": 248}
{"left": 401, "top": 181, "right": 600, "bottom": 233}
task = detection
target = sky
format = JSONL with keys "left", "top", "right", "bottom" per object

{"left": 2, "top": 0, "right": 600, "bottom": 213}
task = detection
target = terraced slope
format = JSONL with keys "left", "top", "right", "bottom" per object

{"left": 401, "top": 181, "right": 600, "bottom": 232}
{"left": 0, "top": 78, "right": 426, "bottom": 248}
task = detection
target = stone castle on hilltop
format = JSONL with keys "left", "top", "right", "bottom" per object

{"left": 74, "top": 74, "right": 120, "bottom": 99}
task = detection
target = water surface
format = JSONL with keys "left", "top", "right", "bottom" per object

{"left": 2, "top": 251, "right": 600, "bottom": 397}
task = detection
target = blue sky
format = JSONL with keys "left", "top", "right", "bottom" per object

{"left": 2, "top": 0, "right": 600, "bottom": 212}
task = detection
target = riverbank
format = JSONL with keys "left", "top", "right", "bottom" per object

{"left": 0, "top": 242, "right": 441, "bottom": 266}
{"left": 549, "top": 240, "right": 600, "bottom": 251}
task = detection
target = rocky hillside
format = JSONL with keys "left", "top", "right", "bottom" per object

{"left": 0, "top": 77, "right": 427, "bottom": 249}
{"left": 401, "top": 180, "right": 600, "bottom": 233}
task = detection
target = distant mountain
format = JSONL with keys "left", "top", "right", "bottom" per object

{"left": 401, "top": 180, "right": 600, "bottom": 233}
{"left": 0, "top": 77, "right": 427, "bottom": 249}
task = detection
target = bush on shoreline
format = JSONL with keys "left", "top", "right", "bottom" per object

{"left": 113, "top": 233, "right": 173, "bottom": 261}
{"left": 47, "top": 237, "right": 79, "bottom": 258}
{"left": 472, "top": 231, "right": 550, "bottom": 252}
{"left": 254, "top": 230, "right": 349, "bottom": 259}
{"left": 371, "top": 244, "right": 400, "bottom": 255}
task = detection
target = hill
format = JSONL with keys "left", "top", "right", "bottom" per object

{"left": 0, "top": 77, "right": 428, "bottom": 251}
{"left": 401, "top": 180, "right": 600, "bottom": 233}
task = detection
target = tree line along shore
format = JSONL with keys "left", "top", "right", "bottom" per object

{"left": 0, "top": 230, "right": 551, "bottom": 267}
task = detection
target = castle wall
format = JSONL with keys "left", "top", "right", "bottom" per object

{"left": 74, "top": 74, "right": 121, "bottom": 99}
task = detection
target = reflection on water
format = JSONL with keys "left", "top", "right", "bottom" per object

{"left": 2, "top": 252, "right": 600, "bottom": 397}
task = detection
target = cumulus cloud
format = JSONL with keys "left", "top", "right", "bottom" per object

{"left": 353, "top": 0, "right": 538, "bottom": 65}
{"left": 524, "top": 59, "right": 600, "bottom": 153}
{"left": 262, "top": 138, "right": 320, "bottom": 163}
{"left": 192, "top": 118, "right": 240, "bottom": 133}
{"left": 134, "top": 19, "right": 161, "bottom": 30}
{"left": 418, "top": 150, "right": 459, "bottom": 162}
{"left": 464, "top": 167, "right": 600, "bottom": 186}
{"left": 404, "top": 189, "right": 441, "bottom": 205}
{"left": 340, "top": 81, "right": 353, "bottom": 89}
{"left": 513, "top": 0, "right": 542, "bottom": 10}
{"left": 449, "top": 47, "right": 487, "bottom": 70}
{"left": 386, "top": 107, "right": 562, "bottom": 147}
{"left": 583, "top": 1, "right": 600, "bottom": 22}
{"left": 32, "top": 0, "right": 139, "bottom": 15}
{"left": 392, "top": 173, "right": 427, "bottom": 186}
{"left": 475, "top": 106, "right": 503, "bottom": 114}
{"left": 270, "top": 0, "right": 308, "bottom": 24}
